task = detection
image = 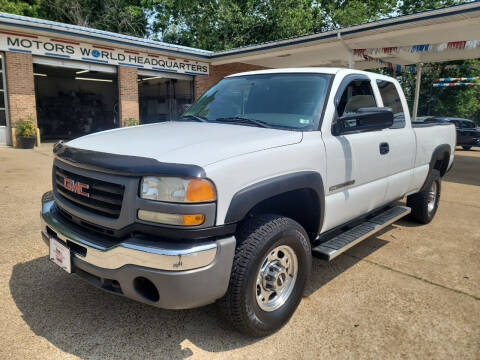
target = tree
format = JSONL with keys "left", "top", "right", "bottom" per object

{"left": 0, "top": 0, "right": 148, "bottom": 37}
{"left": 0, "top": 0, "right": 43, "bottom": 18}
{"left": 43, "top": 0, "right": 147, "bottom": 37}
{"left": 320, "top": 0, "right": 398, "bottom": 29}
{"left": 417, "top": 60, "right": 480, "bottom": 123}
{"left": 146, "top": 0, "right": 399, "bottom": 51}
{"left": 398, "top": 0, "right": 458, "bottom": 14}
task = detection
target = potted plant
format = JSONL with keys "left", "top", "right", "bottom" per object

{"left": 124, "top": 117, "right": 139, "bottom": 127}
{"left": 16, "top": 118, "right": 37, "bottom": 149}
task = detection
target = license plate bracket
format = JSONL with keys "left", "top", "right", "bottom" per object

{"left": 49, "top": 238, "right": 71, "bottom": 273}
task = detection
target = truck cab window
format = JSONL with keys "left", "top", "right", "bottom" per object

{"left": 460, "top": 120, "right": 474, "bottom": 129}
{"left": 334, "top": 79, "right": 377, "bottom": 131}
{"left": 336, "top": 80, "right": 376, "bottom": 117}
{"left": 376, "top": 80, "right": 405, "bottom": 129}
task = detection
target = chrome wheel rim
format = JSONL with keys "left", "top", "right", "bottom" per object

{"left": 427, "top": 181, "right": 438, "bottom": 214}
{"left": 255, "top": 245, "right": 298, "bottom": 312}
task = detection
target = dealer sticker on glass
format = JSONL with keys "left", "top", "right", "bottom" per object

{"left": 49, "top": 238, "right": 71, "bottom": 273}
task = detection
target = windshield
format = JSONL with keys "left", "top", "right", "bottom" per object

{"left": 182, "top": 73, "right": 332, "bottom": 130}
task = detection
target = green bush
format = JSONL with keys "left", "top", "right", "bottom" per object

{"left": 15, "top": 119, "right": 36, "bottom": 137}
{"left": 124, "top": 118, "right": 139, "bottom": 127}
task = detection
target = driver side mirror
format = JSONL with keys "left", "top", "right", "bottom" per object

{"left": 333, "top": 107, "right": 393, "bottom": 135}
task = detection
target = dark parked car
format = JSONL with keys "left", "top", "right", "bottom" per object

{"left": 423, "top": 117, "right": 480, "bottom": 150}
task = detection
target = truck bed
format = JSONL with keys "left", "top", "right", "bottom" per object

{"left": 411, "top": 122, "right": 456, "bottom": 191}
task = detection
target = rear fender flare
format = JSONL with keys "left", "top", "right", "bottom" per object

{"left": 420, "top": 144, "right": 451, "bottom": 191}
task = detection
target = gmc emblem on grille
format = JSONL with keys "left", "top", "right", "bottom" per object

{"left": 63, "top": 177, "right": 90, "bottom": 198}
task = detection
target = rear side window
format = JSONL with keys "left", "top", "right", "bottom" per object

{"left": 452, "top": 120, "right": 474, "bottom": 129}
{"left": 376, "top": 80, "right": 405, "bottom": 129}
{"left": 451, "top": 120, "right": 460, "bottom": 128}
{"left": 460, "top": 120, "right": 474, "bottom": 129}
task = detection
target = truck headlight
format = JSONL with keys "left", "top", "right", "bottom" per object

{"left": 140, "top": 177, "right": 216, "bottom": 203}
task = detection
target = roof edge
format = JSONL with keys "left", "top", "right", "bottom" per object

{"left": 0, "top": 12, "right": 213, "bottom": 59}
{"left": 210, "top": 1, "right": 480, "bottom": 58}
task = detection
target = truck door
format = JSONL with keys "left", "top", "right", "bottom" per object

{"left": 455, "top": 120, "right": 476, "bottom": 145}
{"left": 321, "top": 74, "right": 390, "bottom": 231}
{"left": 375, "top": 79, "right": 416, "bottom": 202}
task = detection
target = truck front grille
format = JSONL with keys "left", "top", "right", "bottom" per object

{"left": 54, "top": 166, "right": 125, "bottom": 218}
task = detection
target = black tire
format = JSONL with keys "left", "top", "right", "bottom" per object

{"left": 407, "top": 169, "right": 441, "bottom": 224}
{"left": 219, "top": 214, "right": 311, "bottom": 337}
{"left": 462, "top": 146, "right": 472, "bottom": 150}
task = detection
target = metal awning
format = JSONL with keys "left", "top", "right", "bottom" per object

{"left": 210, "top": 2, "right": 480, "bottom": 69}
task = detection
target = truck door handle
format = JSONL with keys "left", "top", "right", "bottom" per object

{"left": 379, "top": 142, "right": 389, "bottom": 155}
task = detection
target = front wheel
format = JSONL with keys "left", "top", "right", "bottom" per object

{"left": 219, "top": 214, "right": 311, "bottom": 337}
{"left": 407, "top": 170, "right": 441, "bottom": 224}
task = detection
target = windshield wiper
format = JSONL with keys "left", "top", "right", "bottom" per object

{"left": 214, "top": 117, "right": 271, "bottom": 128}
{"left": 177, "top": 114, "right": 208, "bottom": 122}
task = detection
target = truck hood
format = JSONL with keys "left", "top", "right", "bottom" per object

{"left": 66, "top": 121, "right": 303, "bottom": 167}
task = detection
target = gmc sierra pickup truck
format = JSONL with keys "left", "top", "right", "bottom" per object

{"left": 41, "top": 68, "right": 456, "bottom": 337}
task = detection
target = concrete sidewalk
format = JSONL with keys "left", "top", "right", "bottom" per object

{"left": 0, "top": 144, "right": 478, "bottom": 359}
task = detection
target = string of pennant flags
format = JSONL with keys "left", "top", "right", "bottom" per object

{"left": 434, "top": 77, "right": 479, "bottom": 81}
{"left": 433, "top": 82, "right": 480, "bottom": 87}
{"left": 354, "top": 40, "right": 480, "bottom": 56}
{"left": 358, "top": 55, "right": 480, "bottom": 73}
{"left": 432, "top": 76, "right": 480, "bottom": 87}
{"left": 353, "top": 40, "right": 480, "bottom": 73}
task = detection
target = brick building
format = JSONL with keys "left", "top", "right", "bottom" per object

{"left": 0, "top": 12, "right": 278, "bottom": 147}
{"left": 0, "top": 2, "right": 478, "bottom": 146}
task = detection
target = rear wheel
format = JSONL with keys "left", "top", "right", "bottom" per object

{"left": 407, "top": 170, "right": 441, "bottom": 224}
{"left": 219, "top": 214, "right": 311, "bottom": 337}
{"left": 462, "top": 146, "right": 472, "bottom": 150}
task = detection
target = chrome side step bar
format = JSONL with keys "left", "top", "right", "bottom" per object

{"left": 312, "top": 206, "right": 411, "bottom": 261}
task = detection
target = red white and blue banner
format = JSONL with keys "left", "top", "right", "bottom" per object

{"left": 354, "top": 40, "right": 480, "bottom": 73}
{"left": 354, "top": 40, "right": 480, "bottom": 57}
{"left": 0, "top": 30, "right": 209, "bottom": 75}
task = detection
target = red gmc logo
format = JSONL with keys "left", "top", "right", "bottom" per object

{"left": 63, "top": 177, "right": 90, "bottom": 198}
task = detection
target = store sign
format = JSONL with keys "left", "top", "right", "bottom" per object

{"left": 0, "top": 31, "right": 209, "bottom": 75}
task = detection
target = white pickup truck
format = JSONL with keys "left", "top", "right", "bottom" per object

{"left": 41, "top": 68, "right": 456, "bottom": 337}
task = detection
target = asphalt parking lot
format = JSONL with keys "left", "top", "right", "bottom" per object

{"left": 0, "top": 144, "right": 479, "bottom": 359}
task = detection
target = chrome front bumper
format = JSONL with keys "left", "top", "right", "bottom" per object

{"left": 41, "top": 193, "right": 225, "bottom": 271}
{"left": 40, "top": 192, "right": 236, "bottom": 309}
